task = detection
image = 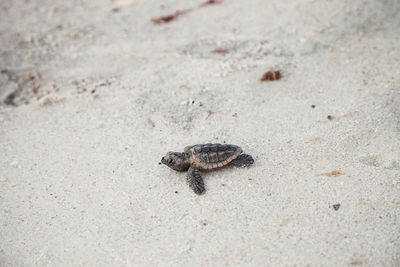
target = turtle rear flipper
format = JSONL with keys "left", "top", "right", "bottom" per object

{"left": 230, "top": 153, "right": 254, "bottom": 167}
{"left": 187, "top": 167, "right": 205, "bottom": 195}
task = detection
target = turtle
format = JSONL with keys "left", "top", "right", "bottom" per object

{"left": 161, "top": 143, "right": 254, "bottom": 195}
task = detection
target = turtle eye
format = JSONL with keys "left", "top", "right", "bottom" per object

{"left": 168, "top": 159, "right": 174, "bottom": 165}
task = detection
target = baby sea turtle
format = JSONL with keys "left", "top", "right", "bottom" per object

{"left": 161, "top": 143, "right": 254, "bottom": 195}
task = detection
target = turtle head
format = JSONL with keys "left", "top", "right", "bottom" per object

{"left": 161, "top": 152, "right": 190, "bottom": 172}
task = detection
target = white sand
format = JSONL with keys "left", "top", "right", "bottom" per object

{"left": 0, "top": 0, "right": 399, "bottom": 266}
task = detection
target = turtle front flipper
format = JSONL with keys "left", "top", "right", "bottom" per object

{"left": 230, "top": 153, "right": 254, "bottom": 167}
{"left": 187, "top": 166, "right": 205, "bottom": 195}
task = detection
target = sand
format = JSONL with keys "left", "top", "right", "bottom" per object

{"left": 0, "top": 0, "right": 399, "bottom": 266}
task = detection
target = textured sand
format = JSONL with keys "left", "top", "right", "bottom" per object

{"left": 0, "top": 0, "right": 399, "bottom": 266}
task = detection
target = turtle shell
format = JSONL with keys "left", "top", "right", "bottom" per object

{"left": 185, "top": 143, "right": 242, "bottom": 170}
